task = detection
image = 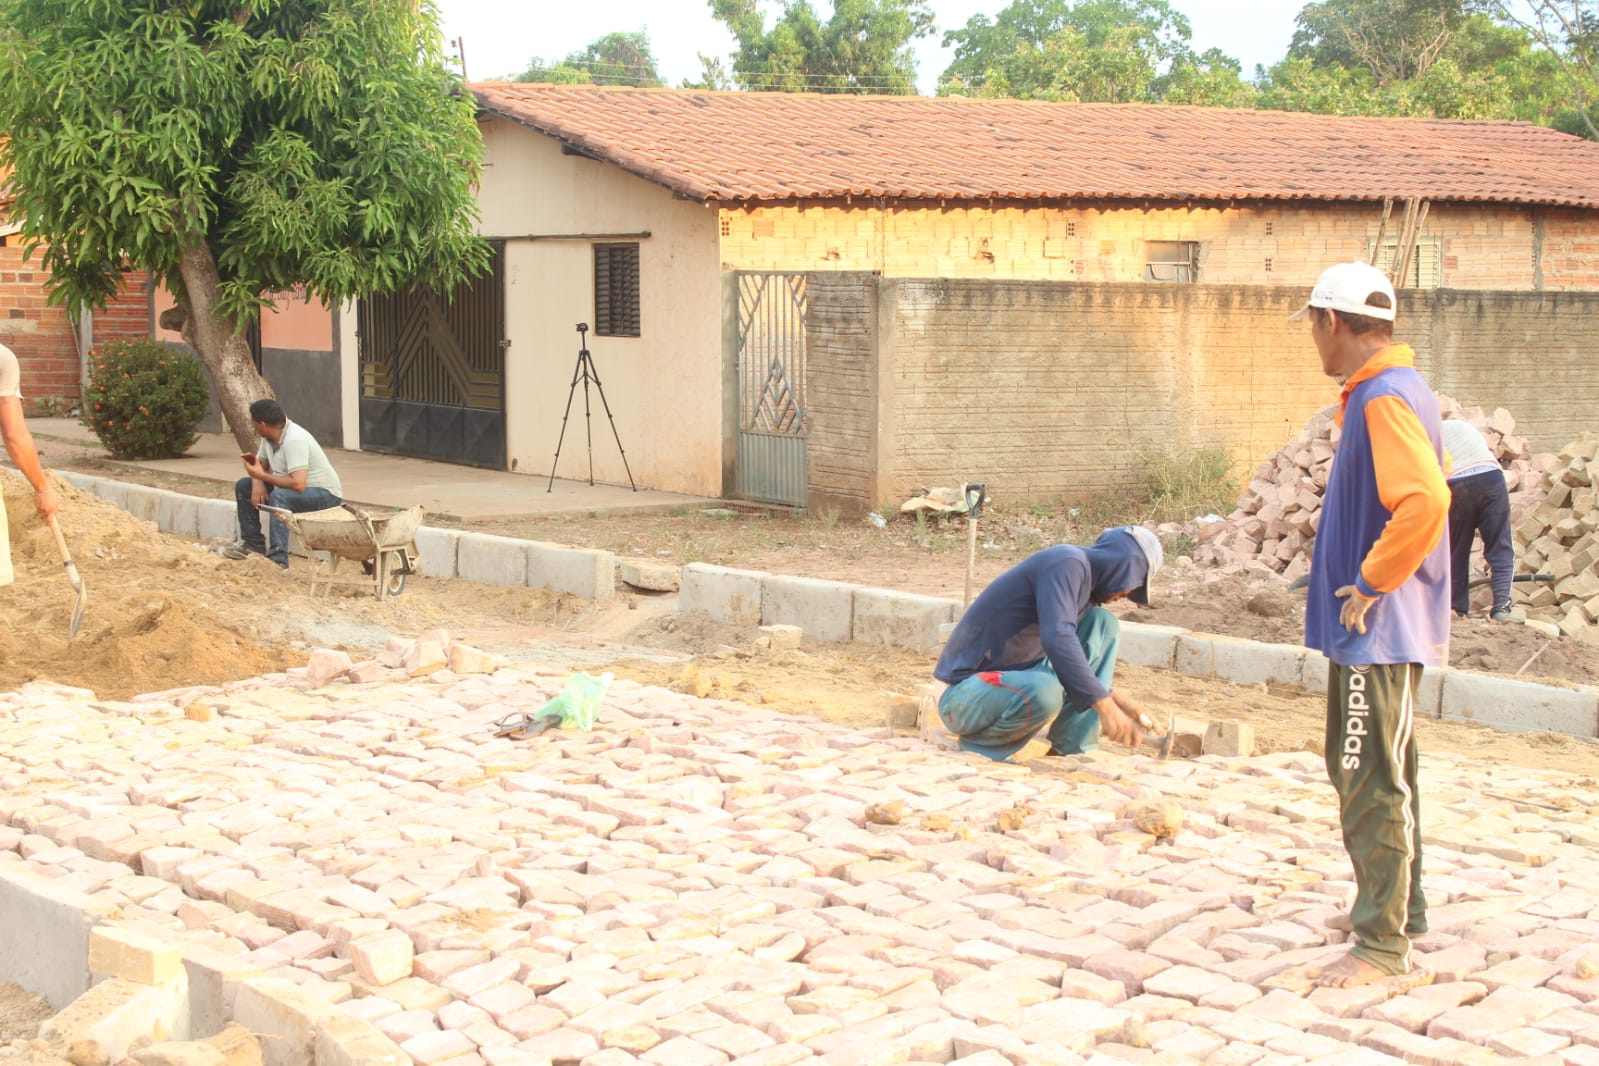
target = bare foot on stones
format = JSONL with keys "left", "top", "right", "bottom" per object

{"left": 1310, "top": 951, "right": 1392, "bottom": 988}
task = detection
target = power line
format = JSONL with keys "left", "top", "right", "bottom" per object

{"left": 509, "top": 57, "right": 930, "bottom": 89}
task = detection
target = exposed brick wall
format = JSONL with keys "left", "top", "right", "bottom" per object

{"left": 722, "top": 202, "right": 1599, "bottom": 291}
{"left": 98, "top": 273, "right": 153, "bottom": 346}
{"left": 803, "top": 276, "right": 1599, "bottom": 509}
{"left": 0, "top": 248, "right": 78, "bottom": 406}
{"left": 0, "top": 247, "right": 151, "bottom": 410}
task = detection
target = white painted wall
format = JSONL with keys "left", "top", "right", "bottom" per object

{"left": 477, "top": 116, "right": 725, "bottom": 496}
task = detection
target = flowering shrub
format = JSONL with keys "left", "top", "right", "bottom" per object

{"left": 83, "top": 339, "right": 210, "bottom": 459}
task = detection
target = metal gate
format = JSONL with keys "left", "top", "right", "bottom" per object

{"left": 357, "top": 242, "right": 506, "bottom": 468}
{"left": 735, "top": 272, "right": 808, "bottom": 507}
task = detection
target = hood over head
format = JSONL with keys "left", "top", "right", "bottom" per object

{"left": 1081, "top": 526, "right": 1163, "bottom": 605}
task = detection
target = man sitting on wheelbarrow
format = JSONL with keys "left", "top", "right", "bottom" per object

{"left": 225, "top": 399, "right": 343, "bottom": 569}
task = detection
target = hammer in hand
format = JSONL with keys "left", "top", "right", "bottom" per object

{"left": 1136, "top": 711, "right": 1176, "bottom": 761}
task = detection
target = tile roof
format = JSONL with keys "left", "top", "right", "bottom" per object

{"left": 468, "top": 83, "right": 1599, "bottom": 209}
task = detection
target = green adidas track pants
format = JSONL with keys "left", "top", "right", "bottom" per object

{"left": 1325, "top": 662, "right": 1427, "bottom": 976}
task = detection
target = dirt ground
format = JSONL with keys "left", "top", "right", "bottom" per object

{"left": 4, "top": 463, "right": 1598, "bottom": 779}
{"left": 0, "top": 982, "right": 51, "bottom": 1043}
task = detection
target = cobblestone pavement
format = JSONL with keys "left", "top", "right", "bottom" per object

{"left": 2, "top": 660, "right": 1598, "bottom": 1066}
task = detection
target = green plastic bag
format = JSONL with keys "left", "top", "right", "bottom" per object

{"left": 532, "top": 671, "right": 612, "bottom": 732}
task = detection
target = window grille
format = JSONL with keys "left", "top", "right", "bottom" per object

{"left": 594, "top": 243, "right": 641, "bottom": 337}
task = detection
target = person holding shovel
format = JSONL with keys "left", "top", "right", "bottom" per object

{"left": 933, "top": 525, "right": 1163, "bottom": 760}
{"left": 1292, "top": 260, "right": 1450, "bottom": 990}
{"left": 0, "top": 342, "right": 61, "bottom": 588}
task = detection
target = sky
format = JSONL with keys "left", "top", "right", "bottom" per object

{"left": 435, "top": 0, "right": 1304, "bottom": 91}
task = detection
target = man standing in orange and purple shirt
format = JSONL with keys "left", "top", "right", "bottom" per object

{"left": 1292, "top": 261, "right": 1450, "bottom": 988}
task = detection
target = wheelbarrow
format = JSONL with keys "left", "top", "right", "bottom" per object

{"left": 259, "top": 502, "right": 423, "bottom": 601}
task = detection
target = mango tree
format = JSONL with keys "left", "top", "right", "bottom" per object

{"left": 0, "top": 0, "right": 490, "bottom": 450}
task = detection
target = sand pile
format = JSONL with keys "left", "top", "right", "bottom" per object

{"left": 1, "top": 471, "right": 299, "bottom": 697}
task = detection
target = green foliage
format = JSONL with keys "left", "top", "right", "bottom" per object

{"left": 32, "top": 394, "right": 71, "bottom": 418}
{"left": 1487, "top": 0, "right": 1599, "bottom": 138}
{"left": 711, "top": 0, "right": 935, "bottom": 93}
{"left": 515, "top": 31, "right": 665, "bottom": 86}
{"left": 929, "top": 0, "right": 1591, "bottom": 132}
{"left": 0, "top": 0, "right": 491, "bottom": 323}
{"left": 1071, "top": 441, "right": 1239, "bottom": 529}
{"left": 937, "top": 0, "right": 1256, "bottom": 103}
{"left": 1155, "top": 49, "right": 1262, "bottom": 107}
{"left": 1290, "top": 0, "right": 1476, "bottom": 85}
{"left": 1130, "top": 441, "right": 1240, "bottom": 525}
{"left": 1264, "top": 4, "right": 1582, "bottom": 125}
{"left": 1256, "top": 55, "right": 1384, "bottom": 113}
{"left": 83, "top": 339, "right": 210, "bottom": 460}
{"left": 683, "top": 54, "right": 737, "bottom": 90}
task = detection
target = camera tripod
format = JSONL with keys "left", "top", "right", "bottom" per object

{"left": 548, "top": 323, "right": 636, "bottom": 492}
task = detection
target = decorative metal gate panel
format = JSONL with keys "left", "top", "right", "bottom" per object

{"left": 735, "top": 272, "right": 808, "bottom": 507}
{"left": 358, "top": 241, "right": 506, "bottom": 469}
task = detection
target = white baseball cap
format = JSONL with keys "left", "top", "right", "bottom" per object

{"left": 1289, "top": 261, "right": 1396, "bottom": 322}
{"left": 1123, "top": 526, "right": 1163, "bottom": 606}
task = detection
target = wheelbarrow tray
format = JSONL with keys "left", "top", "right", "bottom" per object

{"left": 259, "top": 503, "right": 424, "bottom": 600}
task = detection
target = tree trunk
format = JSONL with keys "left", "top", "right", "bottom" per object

{"left": 174, "top": 240, "right": 273, "bottom": 454}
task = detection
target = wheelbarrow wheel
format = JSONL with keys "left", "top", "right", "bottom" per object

{"left": 381, "top": 550, "right": 407, "bottom": 597}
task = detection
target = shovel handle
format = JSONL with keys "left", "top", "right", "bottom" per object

{"left": 46, "top": 512, "right": 70, "bottom": 560}
{"left": 46, "top": 515, "right": 82, "bottom": 586}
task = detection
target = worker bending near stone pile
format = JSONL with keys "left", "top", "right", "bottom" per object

{"left": 933, "top": 526, "right": 1163, "bottom": 760}
{"left": 1293, "top": 261, "right": 1450, "bottom": 989}
{"left": 1441, "top": 418, "right": 1515, "bottom": 621}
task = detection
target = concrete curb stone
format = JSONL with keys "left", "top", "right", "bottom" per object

{"left": 58, "top": 470, "right": 1599, "bottom": 742}
{"left": 680, "top": 563, "right": 768, "bottom": 625}
{"left": 758, "top": 574, "right": 856, "bottom": 643}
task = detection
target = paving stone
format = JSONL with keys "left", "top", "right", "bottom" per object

{"left": 1142, "top": 964, "right": 1231, "bottom": 1003}
{"left": 5, "top": 662, "right": 1599, "bottom": 1066}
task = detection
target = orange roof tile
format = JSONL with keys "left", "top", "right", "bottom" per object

{"left": 468, "top": 83, "right": 1599, "bottom": 209}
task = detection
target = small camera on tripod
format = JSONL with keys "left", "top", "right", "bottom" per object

{"left": 576, "top": 323, "right": 588, "bottom": 335}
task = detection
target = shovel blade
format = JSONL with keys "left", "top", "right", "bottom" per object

{"left": 61, "top": 559, "right": 86, "bottom": 642}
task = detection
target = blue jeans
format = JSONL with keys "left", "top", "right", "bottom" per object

{"left": 936, "top": 606, "right": 1120, "bottom": 761}
{"left": 1447, "top": 469, "right": 1514, "bottom": 615}
{"left": 235, "top": 477, "right": 341, "bottom": 568}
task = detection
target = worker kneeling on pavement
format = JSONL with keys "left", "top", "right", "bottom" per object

{"left": 933, "top": 526, "right": 1163, "bottom": 760}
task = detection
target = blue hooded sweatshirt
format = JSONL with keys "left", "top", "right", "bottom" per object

{"left": 933, "top": 528, "right": 1149, "bottom": 706}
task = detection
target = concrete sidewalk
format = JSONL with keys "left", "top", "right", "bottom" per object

{"left": 26, "top": 417, "right": 718, "bottom": 523}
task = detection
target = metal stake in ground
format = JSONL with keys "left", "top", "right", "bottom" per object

{"left": 548, "top": 323, "right": 637, "bottom": 492}
{"left": 962, "top": 482, "right": 987, "bottom": 608}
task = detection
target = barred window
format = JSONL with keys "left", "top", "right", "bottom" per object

{"left": 594, "top": 243, "right": 640, "bottom": 337}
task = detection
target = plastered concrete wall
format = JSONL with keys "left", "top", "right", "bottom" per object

{"left": 476, "top": 116, "right": 725, "bottom": 496}
{"left": 804, "top": 277, "right": 1599, "bottom": 509}
{"left": 1411, "top": 288, "right": 1599, "bottom": 454}
{"left": 721, "top": 200, "right": 1599, "bottom": 291}
{"left": 155, "top": 283, "right": 339, "bottom": 438}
